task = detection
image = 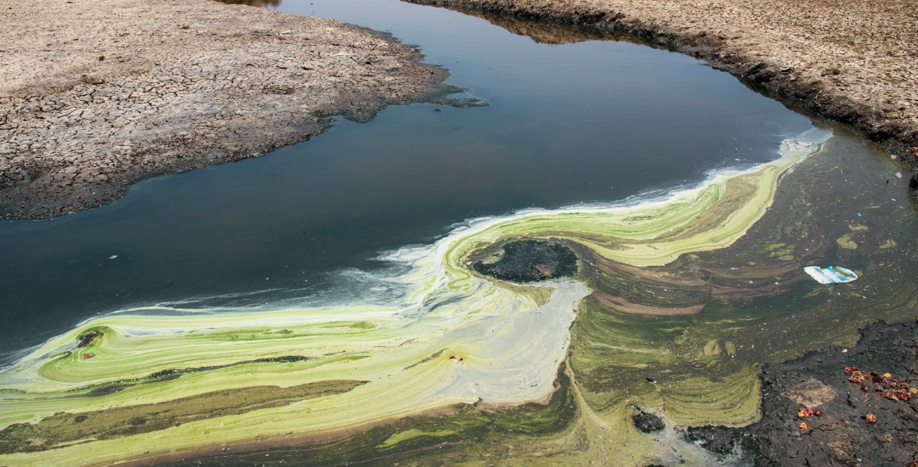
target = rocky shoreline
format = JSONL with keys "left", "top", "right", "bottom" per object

{"left": 406, "top": 0, "right": 918, "bottom": 183}
{"left": 0, "top": 0, "right": 450, "bottom": 219}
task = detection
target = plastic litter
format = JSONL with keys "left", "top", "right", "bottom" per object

{"left": 803, "top": 265, "right": 858, "bottom": 284}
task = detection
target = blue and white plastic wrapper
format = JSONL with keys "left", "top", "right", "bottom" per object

{"left": 803, "top": 266, "right": 858, "bottom": 284}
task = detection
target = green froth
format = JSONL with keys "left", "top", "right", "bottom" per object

{"left": 7, "top": 130, "right": 918, "bottom": 466}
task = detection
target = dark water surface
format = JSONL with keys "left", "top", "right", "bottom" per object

{"left": 0, "top": 0, "right": 815, "bottom": 356}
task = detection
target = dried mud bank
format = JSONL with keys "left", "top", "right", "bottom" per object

{"left": 405, "top": 0, "right": 918, "bottom": 176}
{"left": 0, "top": 0, "right": 450, "bottom": 220}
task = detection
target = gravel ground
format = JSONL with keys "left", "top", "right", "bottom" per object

{"left": 0, "top": 0, "right": 449, "bottom": 219}
{"left": 407, "top": 0, "right": 918, "bottom": 174}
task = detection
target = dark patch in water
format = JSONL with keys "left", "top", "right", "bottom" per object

{"left": 631, "top": 409, "right": 665, "bottom": 433}
{"left": 683, "top": 425, "right": 753, "bottom": 455}
{"left": 473, "top": 240, "right": 578, "bottom": 283}
{"left": 76, "top": 330, "right": 102, "bottom": 348}
{"left": 84, "top": 384, "right": 131, "bottom": 397}
{"left": 250, "top": 355, "right": 310, "bottom": 364}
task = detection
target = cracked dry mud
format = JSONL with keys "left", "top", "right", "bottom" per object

{"left": 0, "top": 0, "right": 448, "bottom": 219}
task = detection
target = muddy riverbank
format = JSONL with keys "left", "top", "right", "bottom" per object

{"left": 0, "top": 0, "right": 449, "bottom": 219}
{"left": 407, "top": 0, "right": 918, "bottom": 178}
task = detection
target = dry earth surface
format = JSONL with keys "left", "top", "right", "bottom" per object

{"left": 408, "top": 0, "right": 918, "bottom": 176}
{"left": 0, "top": 0, "right": 448, "bottom": 219}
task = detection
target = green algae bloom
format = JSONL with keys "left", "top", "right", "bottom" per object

{"left": 4, "top": 129, "right": 918, "bottom": 466}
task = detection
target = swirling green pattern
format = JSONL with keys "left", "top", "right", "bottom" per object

{"left": 9, "top": 129, "right": 912, "bottom": 467}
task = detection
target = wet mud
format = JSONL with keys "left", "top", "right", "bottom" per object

{"left": 632, "top": 409, "right": 665, "bottom": 433}
{"left": 745, "top": 321, "right": 918, "bottom": 466}
{"left": 682, "top": 321, "right": 918, "bottom": 466}
{"left": 683, "top": 424, "right": 755, "bottom": 456}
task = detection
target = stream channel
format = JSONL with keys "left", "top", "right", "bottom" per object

{"left": 0, "top": 0, "right": 917, "bottom": 465}
{"left": 1, "top": 0, "right": 823, "bottom": 356}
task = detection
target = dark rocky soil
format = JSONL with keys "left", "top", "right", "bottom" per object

{"left": 684, "top": 425, "right": 754, "bottom": 457}
{"left": 682, "top": 321, "right": 918, "bottom": 466}
{"left": 473, "top": 240, "right": 579, "bottom": 283}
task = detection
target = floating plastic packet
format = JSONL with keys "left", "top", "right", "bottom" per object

{"left": 803, "top": 265, "right": 858, "bottom": 284}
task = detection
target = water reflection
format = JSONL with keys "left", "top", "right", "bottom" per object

{"left": 214, "top": 0, "right": 280, "bottom": 7}
{"left": 404, "top": 1, "right": 622, "bottom": 45}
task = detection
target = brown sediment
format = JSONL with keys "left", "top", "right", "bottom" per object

{"left": 594, "top": 291, "right": 703, "bottom": 316}
{"left": 576, "top": 239, "right": 810, "bottom": 319}
{"left": 405, "top": 0, "right": 918, "bottom": 173}
{"left": 0, "top": 0, "right": 450, "bottom": 220}
{"left": 781, "top": 378, "right": 838, "bottom": 408}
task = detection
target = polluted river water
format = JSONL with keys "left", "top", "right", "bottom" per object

{"left": 1, "top": 0, "right": 917, "bottom": 465}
